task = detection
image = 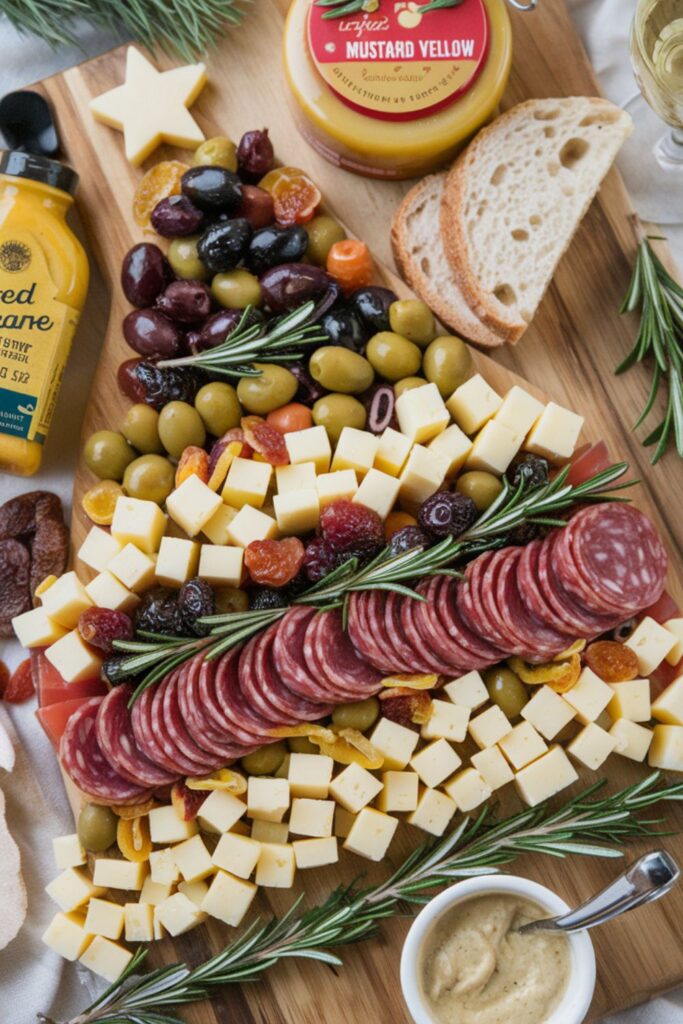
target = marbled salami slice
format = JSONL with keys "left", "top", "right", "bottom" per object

{"left": 412, "top": 577, "right": 470, "bottom": 673}
{"left": 255, "top": 622, "right": 332, "bottom": 720}
{"left": 207, "top": 649, "right": 274, "bottom": 745}
{"left": 495, "top": 547, "right": 570, "bottom": 661}
{"left": 384, "top": 590, "right": 435, "bottom": 674}
{"left": 538, "top": 534, "right": 620, "bottom": 636}
{"left": 131, "top": 685, "right": 185, "bottom": 776}
{"left": 398, "top": 593, "right": 453, "bottom": 675}
{"left": 553, "top": 525, "right": 624, "bottom": 617}
{"left": 348, "top": 592, "right": 397, "bottom": 674}
{"left": 457, "top": 552, "right": 511, "bottom": 652}
{"left": 517, "top": 539, "right": 577, "bottom": 639}
{"left": 239, "top": 632, "right": 293, "bottom": 724}
{"left": 477, "top": 548, "right": 528, "bottom": 657}
{"left": 152, "top": 672, "right": 218, "bottom": 775}
{"left": 310, "top": 608, "right": 383, "bottom": 695}
{"left": 273, "top": 607, "right": 342, "bottom": 703}
{"left": 96, "top": 684, "right": 177, "bottom": 787}
{"left": 179, "top": 653, "right": 252, "bottom": 760}
{"left": 437, "top": 576, "right": 504, "bottom": 664}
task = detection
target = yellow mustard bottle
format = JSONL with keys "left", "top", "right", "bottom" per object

{"left": 0, "top": 151, "right": 88, "bottom": 476}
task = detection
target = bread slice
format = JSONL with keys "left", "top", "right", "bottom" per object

{"left": 441, "top": 97, "right": 633, "bottom": 343}
{"left": 391, "top": 174, "right": 506, "bottom": 348}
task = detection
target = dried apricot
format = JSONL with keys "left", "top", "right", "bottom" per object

{"left": 208, "top": 441, "right": 243, "bottom": 491}
{"left": 185, "top": 768, "right": 247, "bottom": 794}
{"left": 380, "top": 673, "right": 438, "bottom": 690}
{"left": 112, "top": 799, "right": 157, "bottom": 819}
{"left": 4, "top": 658, "right": 35, "bottom": 703}
{"left": 509, "top": 653, "right": 581, "bottom": 693}
{"left": 311, "top": 730, "right": 383, "bottom": 770}
{"left": 133, "top": 160, "right": 189, "bottom": 226}
{"left": 244, "top": 537, "right": 305, "bottom": 588}
{"left": 584, "top": 641, "right": 639, "bottom": 683}
{"left": 379, "top": 686, "right": 432, "bottom": 726}
{"left": 82, "top": 479, "right": 124, "bottom": 525}
{"left": 266, "top": 403, "right": 312, "bottom": 435}
{"left": 241, "top": 416, "right": 289, "bottom": 466}
{"left": 268, "top": 723, "right": 336, "bottom": 744}
{"left": 259, "top": 166, "right": 321, "bottom": 226}
{"left": 326, "top": 239, "right": 373, "bottom": 294}
{"left": 175, "top": 445, "right": 210, "bottom": 488}
{"left": 117, "top": 815, "right": 152, "bottom": 862}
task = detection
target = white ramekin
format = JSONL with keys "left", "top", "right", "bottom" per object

{"left": 400, "top": 874, "right": 596, "bottom": 1024}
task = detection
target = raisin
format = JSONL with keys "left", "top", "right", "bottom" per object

{"left": 4, "top": 658, "right": 35, "bottom": 703}
{"left": 78, "top": 608, "right": 134, "bottom": 654}
{"left": 0, "top": 539, "right": 31, "bottom": 637}
{"left": 134, "top": 587, "right": 184, "bottom": 636}
{"left": 250, "top": 588, "right": 289, "bottom": 610}
{"left": 241, "top": 416, "right": 289, "bottom": 466}
{"left": 418, "top": 492, "right": 477, "bottom": 540}
{"left": 29, "top": 515, "right": 69, "bottom": 598}
{"left": 388, "top": 526, "right": 429, "bottom": 558}
{"left": 244, "top": 537, "right": 305, "bottom": 588}
{"left": 178, "top": 578, "right": 215, "bottom": 635}
{"left": 506, "top": 453, "right": 549, "bottom": 489}
{"left": 584, "top": 640, "right": 639, "bottom": 683}
{"left": 320, "top": 500, "right": 384, "bottom": 554}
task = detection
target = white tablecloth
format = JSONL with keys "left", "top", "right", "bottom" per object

{"left": 0, "top": 3, "right": 682, "bottom": 1021}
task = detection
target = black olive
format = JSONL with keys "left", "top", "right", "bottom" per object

{"left": 348, "top": 286, "right": 397, "bottom": 333}
{"left": 245, "top": 225, "right": 308, "bottom": 274}
{"left": 197, "top": 218, "right": 253, "bottom": 274}
{"left": 181, "top": 166, "right": 242, "bottom": 212}
{"left": 321, "top": 308, "right": 367, "bottom": 351}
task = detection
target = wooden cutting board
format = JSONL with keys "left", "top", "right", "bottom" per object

{"left": 33, "top": 0, "right": 683, "bottom": 1020}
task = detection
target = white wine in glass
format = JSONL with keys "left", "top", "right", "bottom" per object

{"left": 631, "top": 0, "right": 683, "bottom": 166}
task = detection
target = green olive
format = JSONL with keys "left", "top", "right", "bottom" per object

{"left": 312, "top": 393, "right": 366, "bottom": 446}
{"left": 211, "top": 269, "right": 262, "bottom": 309}
{"left": 331, "top": 697, "right": 380, "bottom": 733}
{"left": 194, "top": 381, "right": 242, "bottom": 436}
{"left": 309, "top": 346, "right": 374, "bottom": 395}
{"left": 77, "top": 803, "right": 118, "bottom": 853}
{"left": 275, "top": 754, "right": 291, "bottom": 779}
{"left": 388, "top": 299, "right": 437, "bottom": 347}
{"left": 366, "top": 332, "right": 422, "bottom": 383}
{"left": 237, "top": 363, "right": 298, "bottom": 415}
{"left": 304, "top": 215, "right": 346, "bottom": 266}
{"left": 167, "top": 235, "right": 210, "bottom": 281}
{"left": 194, "top": 136, "right": 238, "bottom": 171}
{"left": 483, "top": 667, "right": 528, "bottom": 719}
{"left": 158, "top": 401, "right": 206, "bottom": 459}
{"left": 123, "top": 454, "right": 175, "bottom": 504}
{"left": 214, "top": 586, "right": 249, "bottom": 614}
{"left": 83, "top": 430, "right": 136, "bottom": 481}
{"left": 288, "top": 736, "right": 319, "bottom": 754}
{"left": 422, "top": 335, "right": 474, "bottom": 397}
{"left": 241, "top": 741, "right": 288, "bottom": 776}
{"left": 455, "top": 471, "right": 503, "bottom": 512}
{"left": 121, "top": 404, "right": 162, "bottom": 454}
{"left": 394, "top": 376, "right": 427, "bottom": 398}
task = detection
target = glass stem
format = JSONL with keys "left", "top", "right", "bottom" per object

{"left": 656, "top": 127, "right": 683, "bottom": 166}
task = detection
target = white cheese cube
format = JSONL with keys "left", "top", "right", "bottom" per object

{"left": 407, "top": 787, "right": 457, "bottom": 836}
{"left": 333, "top": 807, "right": 357, "bottom": 839}
{"left": 465, "top": 419, "right": 523, "bottom": 475}
{"left": 521, "top": 686, "right": 576, "bottom": 740}
{"left": 276, "top": 461, "right": 317, "bottom": 493}
{"left": 78, "top": 527, "right": 123, "bottom": 573}
{"left": 42, "top": 571, "right": 93, "bottom": 628}
{"left": 255, "top": 842, "right": 296, "bottom": 887}
{"left": 111, "top": 496, "right": 166, "bottom": 553}
{"left": 285, "top": 425, "right": 331, "bottom": 473}
{"left": 84, "top": 898, "right": 125, "bottom": 940}
{"left": 369, "top": 717, "right": 420, "bottom": 770}
{"left": 250, "top": 820, "right": 289, "bottom": 844}
{"left": 514, "top": 746, "right": 578, "bottom": 807}
{"left": 201, "top": 869, "right": 257, "bottom": 925}
{"left": 172, "top": 835, "right": 214, "bottom": 883}
{"left": 201, "top": 503, "right": 238, "bottom": 546}
{"left": 664, "top": 618, "right": 683, "bottom": 665}
{"left": 52, "top": 834, "right": 85, "bottom": 870}
{"left": 375, "top": 427, "right": 412, "bottom": 476}
{"left": 197, "top": 544, "right": 244, "bottom": 587}
{"left": 46, "top": 868, "right": 104, "bottom": 913}
{"left": 443, "top": 671, "right": 489, "bottom": 710}
{"left": 625, "top": 617, "right": 678, "bottom": 676}
{"left": 607, "top": 679, "right": 651, "bottom": 722}
{"left": 247, "top": 777, "right": 290, "bottom": 822}
{"left": 396, "top": 382, "right": 450, "bottom": 443}
{"left": 410, "top": 738, "right": 462, "bottom": 789}
{"left": 652, "top": 674, "right": 683, "bottom": 725}
{"left": 79, "top": 935, "right": 133, "bottom": 983}
{"left": 375, "top": 771, "right": 419, "bottom": 812}
{"left": 343, "top": 807, "right": 398, "bottom": 862}
{"left": 328, "top": 762, "right": 383, "bottom": 813}
{"left": 316, "top": 468, "right": 358, "bottom": 506}
{"left": 124, "top": 903, "right": 154, "bottom": 942}
{"left": 213, "top": 832, "right": 261, "bottom": 879}
{"left": 11, "top": 606, "right": 67, "bottom": 648}
{"left": 524, "top": 401, "right": 584, "bottom": 462}
{"left": 609, "top": 719, "right": 653, "bottom": 762}
{"left": 288, "top": 798, "right": 335, "bottom": 837}
{"left": 149, "top": 805, "right": 198, "bottom": 845}
{"left": 92, "top": 858, "right": 147, "bottom": 891}
{"left": 167, "top": 475, "right": 222, "bottom": 537}
{"left": 227, "top": 505, "right": 278, "bottom": 548}
{"left": 222, "top": 456, "right": 272, "bottom": 510}
{"left": 148, "top": 848, "right": 180, "bottom": 886}
{"left": 470, "top": 746, "right": 514, "bottom": 790}
{"left": 495, "top": 385, "right": 544, "bottom": 436}
{"left": 287, "top": 753, "right": 334, "bottom": 798}
{"left": 293, "top": 836, "right": 338, "bottom": 869}
{"left": 156, "top": 892, "right": 204, "bottom": 936}
{"left": 444, "top": 767, "right": 492, "bottom": 811}
{"left": 564, "top": 668, "right": 615, "bottom": 724}
{"left": 155, "top": 537, "right": 200, "bottom": 587}
{"left": 107, "top": 543, "right": 156, "bottom": 592}
{"left": 140, "top": 876, "right": 174, "bottom": 905}
{"left": 85, "top": 570, "right": 139, "bottom": 613}
{"left": 398, "top": 444, "right": 449, "bottom": 508}
{"left": 428, "top": 424, "right": 472, "bottom": 476}
{"left": 420, "top": 700, "right": 470, "bottom": 743}
{"left": 568, "top": 722, "right": 618, "bottom": 770}
{"left": 649, "top": 724, "right": 683, "bottom": 770}
{"left": 45, "top": 631, "right": 103, "bottom": 684}
{"left": 352, "top": 468, "right": 401, "bottom": 519}
{"left": 331, "top": 427, "right": 379, "bottom": 477}
{"left": 152, "top": 906, "right": 164, "bottom": 940}
{"left": 468, "top": 705, "right": 512, "bottom": 749}
{"left": 273, "top": 488, "right": 320, "bottom": 534}
{"left": 446, "top": 374, "right": 502, "bottom": 435}
{"left": 498, "top": 722, "right": 548, "bottom": 770}
{"left": 42, "top": 911, "right": 93, "bottom": 961}
{"left": 177, "top": 880, "right": 210, "bottom": 907}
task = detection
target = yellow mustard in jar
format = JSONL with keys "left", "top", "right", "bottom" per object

{"left": 0, "top": 151, "right": 88, "bottom": 476}
{"left": 284, "top": 0, "right": 513, "bottom": 179}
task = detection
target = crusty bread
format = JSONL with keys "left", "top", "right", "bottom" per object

{"left": 441, "top": 97, "right": 633, "bottom": 343}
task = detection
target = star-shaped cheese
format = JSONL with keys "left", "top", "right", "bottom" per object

{"left": 89, "top": 47, "right": 207, "bottom": 166}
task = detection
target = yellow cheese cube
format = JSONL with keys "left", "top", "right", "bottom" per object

{"left": 369, "top": 717, "right": 420, "bottom": 770}
{"left": 446, "top": 374, "right": 502, "bottom": 435}
{"left": 333, "top": 807, "right": 357, "bottom": 839}
{"left": 420, "top": 700, "right": 470, "bottom": 743}
{"left": 256, "top": 842, "right": 296, "bottom": 887}
{"left": 85, "top": 570, "right": 140, "bottom": 613}
{"left": 84, "top": 898, "right": 125, "bottom": 940}
{"left": 154, "top": 537, "right": 200, "bottom": 587}
{"left": 375, "top": 771, "right": 419, "bottom": 812}
{"left": 331, "top": 427, "right": 379, "bottom": 477}
{"left": 514, "top": 745, "right": 578, "bottom": 807}
{"left": 247, "top": 776, "right": 290, "bottom": 822}
{"left": 124, "top": 902, "right": 155, "bottom": 942}
{"left": 625, "top": 617, "right": 678, "bottom": 676}
{"left": 524, "top": 401, "right": 584, "bottom": 462}
{"left": 285, "top": 425, "right": 331, "bottom": 472}
{"left": 375, "top": 427, "right": 412, "bottom": 476}
{"left": 396, "top": 382, "right": 450, "bottom": 443}
{"left": 45, "top": 630, "right": 103, "bottom": 684}
{"left": 222, "top": 456, "right": 273, "bottom": 509}
{"left": 652, "top": 674, "right": 683, "bottom": 725}
{"left": 213, "top": 832, "right": 261, "bottom": 879}
{"left": 428, "top": 424, "right": 472, "bottom": 477}
{"left": 153, "top": 905, "right": 164, "bottom": 940}
{"left": 568, "top": 722, "right": 618, "bottom": 770}
{"left": 197, "top": 544, "right": 244, "bottom": 587}
{"left": 316, "top": 468, "right": 358, "bottom": 506}
{"left": 178, "top": 879, "right": 210, "bottom": 907}
{"left": 352, "top": 468, "right": 401, "bottom": 519}
{"left": 563, "top": 667, "right": 613, "bottom": 724}
{"left": 140, "top": 876, "right": 174, "bottom": 905}
{"left": 468, "top": 705, "right": 511, "bottom": 749}
{"left": 11, "top": 606, "right": 67, "bottom": 648}
{"left": 465, "top": 418, "right": 524, "bottom": 475}
{"left": 495, "top": 385, "right": 544, "bottom": 436}
{"left": 148, "top": 848, "right": 180, "bottom": 886}
{"left": 398, "top": 444, "right": 449, "bottom": 508}
{"left": 42, "top": 911, "right": 93, "bottom": 961}
{"left": 293, "top": 836, "right": 339, "bottom": 869}
{"left": 273, "top": 488, "right": 320, "bottom": 534}
{"left": 198, "top": 790, "right": 247, "bottom": 834}
{"left": 156, "top": 892, "right": 204, "bottom": 936}
{"left": 444, "top": 767, "right": 492, "bottom": 811}
{"left": 289, "top": 797, "right": 335, "bottom": 837}
{"left": 607, "top": 679, "right": 651, "bottom": 722}
{"left": 46, "top": 868, "right": 104, "bottom": 913}
{"left": 149, "top": 805, "right": 198, "bottom": 845}
{"left": 250, "top": 819, "right": 289, "bottom": 844}
{"left": 92, "top": 858, "right": 147, "bottom": 891}
{"left": 443, "top": 671, "right": 489, "bottom": 709}
{"left": 201, "top": 869, "right": 257, "bottom": 925}
{"left": 649, "top": 724, "right": 683, "bottom": 770}
{"left": 52, "top": 834, "right": 86, "bottom": 870}
{"left": 111, "top": 496, "right": 167, "bottom": 553}
{"left": 288, "top": 752, "right": 334, "bottom": 798}
{"left": 329, "top": 762, "right": 383, "bottom": 813}
{"left": 80, "top": 935, "right": 133, "bottom": 983}
{"left": 227, "top": 505, "right": 278, "bottom": 548}
{"left": 609, "top": 719, "right": 653, "bottom": 762}
{"left": 167, "top": 475, "right": 222, "bottom": 537}
{"left": 408, "top": 787, "right": 457, "bottom": 836}
{"left": 172, "top": 835, "right": 214, "bottom": 883}
{"left": 107, "top": 543, "right": 156, "bottom": 592}
{"left": 343, "top": 807, "right": 398, "bottom": 862}
{"left": 78, "top": 526, "right": 123, "bottom": 573}
{"left": 470, "top": 746, "right": 514, "bottom": 790}
{"left": 410, "top": 739, "right": 462, "bottom": 789}
{"left": 664, "top": 618, "right": 683, "bottom": 665}
{"left": 201, "top": 503, "right": 238, "bottom": 546}
{"left": 276, "top": 461, "right": 317, "bottom": 493}
{"left": 521, "top": 685, "right": 576, "bottom": 740}
{"left": 42, "top": 571, "right": 93, "bottom": 628}
{"left": 498, "top": 721, "right": 548, "bottom": 770}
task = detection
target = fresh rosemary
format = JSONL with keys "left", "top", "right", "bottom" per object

{"left": 40, "top": 772, "right": 683, "bottom": 1024}
{"left": 314, "top": 0, "right": 464, "bottom": 18}
{"left": 618, "top": 237, "right": 683, "bottom": 463}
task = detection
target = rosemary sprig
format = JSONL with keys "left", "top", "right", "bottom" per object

{"left": 314, "top": 0, "right": 464, "bottom": 18}
{"left": 42, "top": 772, "right": 683, "bottom": 1024}
{"left": 618, "top": 237, "right": 683, "bottom": 462}
{"left": 416, "top": 0, "right": 465, "bottom": 13}
{"left": 156, "top": 302, "right": 328, "bottom": 379}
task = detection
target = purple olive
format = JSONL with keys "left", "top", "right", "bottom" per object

{"left": 121, "top": 243, "right": 171, "bottom": 307}
{"left": 363, "top": 383, "right": 396, "bottom": 434}
{"left": 237, "top": 129, "right": 274, "bottom": 180}
{"left": 259, "top": 263, "right": 331, "bottom": 313}
{"left": 194, "top": 307, "right": 264, "bottom": 352}
{"left": 289, "top": 363, "right": 326, "bottom": 406}
{"left": 235, "top": 185, "right": 274, "bottom": 228}
{"left": 122, "top": 308, "right": 183, "bottom": 359}
{"left": 156, "top": 280, "right": 212, "bottom": 323}
{"left": 151, "top": 195, "right": 205, "bottom": 237}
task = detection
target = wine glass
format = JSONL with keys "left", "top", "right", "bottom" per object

{"left": 630, "top": 0, "right": 683, "bottom": 167}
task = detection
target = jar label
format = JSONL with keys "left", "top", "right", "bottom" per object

{"left": 308, "top": 0, "right": 489, "bottom": 121}
{"left": 0, "top": 229, "right": 79, "bottom": 444}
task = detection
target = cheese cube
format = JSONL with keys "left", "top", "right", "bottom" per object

{"left": 156, "top": 892, "right": 204, "bottom": 936}
{"left": 664, "top": 618, "right": 683, "bottom": 665}
{"left": 370, "top": 717, "right": 420, "bottom": 770}
{"left": 111, "top": 496, "right": 166, "bottom": 553}
{"left": 201, "top": 503, "right": 238, "bottom": 546}
{"left": 396, "top": 382, "right": 450, "bottom": 443}
{"left": 167, "top": 475, "right": 222, "bottom": 537}
{"left": 45, "top": 631, "right": 103, "bottom": 684}
{"left": 78, "top": 526, "right": 123, "bottom": 573}
{"left": 568, "top": 722, "right": 618, "bottom": 770}
{"left": 177, "top": 879, "right": 210, "bottom": 907}
{"left": 140, "top": 876, "right": 174, "bottom": 905}
{"left": 79, "top": 935, "right": 133, "bottom": 983}
{"left": 251, "top": 819, "right": 289, "bottom": 844}
{"left": 626, "top": 617, "right": 678, "bottom": 676}
{"left": 608, "top": 679, "right": 650, "bottom": 722}
{"left": 107, "top": 543, "right": 156, "bottom": 592}
{"left": 498, "top": 721, "right": 548, "bottom": 770}
{"left": 42, "top": 911, "right": 93, "bottom": 961}
{"left": 171, "top": 835, "right": 214, "bottom": 883}
{"left": 329, "top": 762, "right": 384, "bottom": 813}
{"left": 446, "top": 374, "right": 502, "bottom": 435}
{"left": 285, "top": 425, "right": 331, "bottom": 472}
{"left": 289, "top": 797, "right": 335, "bottom": 837}
{"left": 52, "top": 834, "right": 86, "bottom": 870}
{"left": 465, "top": 420, "right": 523, "bottom": 475}
{"left": 376, "top": 771, "right": 419, "bottom": 812}
{"left": 649, "top": 724, "right": 683, "bottom": 770}
{"left": 421, "top": 700, "right": 470, "bottom": 743}
{"left": 222, "top": 457, "right": 272, "bottom": 509}
{"left": 11, "top": 606, "right": 67, "bottom": 648}
{"left": 85, "top": 570, "right": 139, "bottom": 613}
{"left": 514, "top": 746, "right": 579, "bottom": 807}
{"left": 84, "top": 898, "right": 125, "bottom": 940}
{"left": 652, "top": 674, "right": 683, "bottom": 725}
{"left": 227, "top": 505, "right": 278, "bottom": 548}
{"left": 154, "top": 537, "right": 199, "bottom": 587}
{"left": 124, "top": 903, "right": 154, "bottom": 942}
{"left": 42, "top": 571, "right": 93, "bottom": 628}
{"left": 609, "top": 719, "right": 653, "bottom": 762}
{"left": 197, "top": 544, "right": 244, "bottom": 587}
{"left": 352, "top": 468, "right": 401, "bottom": 519}
{"left": 468, "top": 705, "right": 512, "bottom": 749}
{"left": 197, "top": 791, "right": 247, "bottom": 835}
{"left": 521, "top": 686, "right": 576, "bottom": 740}
{"left": 428, "top": 424, "right": 472, "bottom": 476}
{"left": 564, "top": 668, "right": 614, "bottom": 724}
{"left": 288, "top": 753, "right": 334, "bottom": 798}
{"left": 92, "top": 858, "right": 147, "bottom": 891}
{"left": 46, "top": 868, "right": 104, "bottom": 913}
{"left": 247, "top": 777, "right": 290, "bottom": 822}
{"left": 410, "top": 739, "right": 462, "bottom": 788}
{"left": 201, "top": 870, "right": 257, "bottom": 925}
{"left": 273, "top": 488, "right": 320, "bottom": 534}
{"left": 343, "top": 807, "right": 398, "bottom": 861}
{"left": 444, "top": 671, "right": 489, "bottom": 710}
{"left": 407, "top": 787, "right": 457, "bottom": 836}
{"left": 398, "top": 444, "right": 449, "bottom": 508}
{"left": 148, "top": 847, "right": 180, "bottom": 886}
{"left": 292, "top": 836, "right": 339, "bottom": 870}
{"left": 149, "top": 805, "right": 198, "bottom": 845}
{"left": 444, "top": 768, "right": 492, "bottom": 811}
{"left": 375, "top": 427, "right": 412, "bottom": 476}
{"left": 331, "top": 427, "right": 379, "bottom": 477}
{"left": 495, "top": 385, "right": 544, "bottom": 436}
{"left": 524, "top": 401, "right": 584, "bottom": 462}
{"left": 213, "top": 832, "right": 261, "bottom": 879}
{"left": 333, "top": 807, "right": 357, "bottom": 839}
{"left": 276, "top": 461, "right": 317, "bottom": 493}
{"left": 152, "top": 906, "right": 164, "bottom": 940}
{"left": 316, "top": 468, "right": 358, "bottom": 507}
{"left": 471, "top": 746, "right": 514, "bottom": 790}
{"left": 256, "top": 842, "right": 296, "bottom": 887}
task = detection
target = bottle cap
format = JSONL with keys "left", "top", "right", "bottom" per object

{"left": 0, "top": 150, "right": 78, "bottom": 196}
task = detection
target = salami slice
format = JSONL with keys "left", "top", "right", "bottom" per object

{"left": 254, "top": 622, "right": 332, "bottom": 720}
{"left": 96, "top": 685, "right": 177, "bottom": 787}
{"left": 553, "top": 525, "right": 624, "bottom": 617}
{"left": 436, "top": 576, "right": 504, "bottom": 665}
{"left": 348, "top": 592, "right": 397, "bottom": 675}
{"left": 384, "top": 590, "right": 435, "bottom": 674}
{"left": 273, "top": 607, "right": 334, "bottom": 700}
{"left": 457, "top": 552, "right": 511, "bottom": 652}
{"left": 179, "top": 653, "right": 252, "bottom": 760}
{"left": 495, "top": 547, "right": 570, "bottom": 661}
{"left": 61, "top": 697, "right": 154, "bottom": 805}
{"left": 131, "top": 685, "right": 186, "bottom": 776}
{"left": 538, "top": 534, "right": 620, "bottom": 636}
{"left": 411, "top": 577, "right": 471, "bottom": 673}
{"left": 239, "top": 632, "right": 294, "bottom": 724}
{"left": 476, "top": 548, "right": 529, "bottom": 657}
{"left": 399, "top": 593, "right": 453, "bottom": 675}
{"left": 152, "top": 672, "right": 218, "bottom": 775}
{"left": 213, "top": 646, "right": 281, "bottom": 743}
{"left": 517, "top": 539, "right": 577, "bottom": 639}
{"left": 309, "top": 608, "right": 383, "bottom": 695}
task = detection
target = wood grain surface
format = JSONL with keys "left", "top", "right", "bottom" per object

{"left": 33, "top": 0, "right": 683, "bottom": 1019}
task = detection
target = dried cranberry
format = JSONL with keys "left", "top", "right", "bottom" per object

{"left": 151, "top": 194, "right": 205, "bottom": 237}
{"left": 320, "top": 500, "right": 384, "bottom": 554}
{"left": 303, "top": 537, "right": 338, "bottom": 583}
{"left": 156, "top": 280, "right": 212, "bottom": 323}
{"left": 506, "top": 453, "right": 549, "bottom": 489}
{"left": 178, "top": 578, "right": 215, "bottom": 635}
{"left": 237, "top": 129, "right": 274, "bottom": 180}
{"left": 388, "top": 526, "right": 430, "bottom": 558}
{"left": 418, "top": 492, "right": 478, "bottom": 540}
{"left": 289, "top": 363, "right": 326, "bottom": 406}
{"left": 78, "top": 607, "right": 134, "bottom": 654}
{"left": 363, "top": 383, "right": 396, "bottom": 434}
{"left": 250, "top": 588, "right": 289, "bottom": 610}
{"left": 134, "top": 587, "right": 184, "bottom": 636}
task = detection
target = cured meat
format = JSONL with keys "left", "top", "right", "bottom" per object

{"left": 517, "top": 539, "right": 577, "bottom": 639}
{"left": 436, "top": 576, "right": 504, "bottom": 665}
{"left": 151, "top": 672, "right": 218, "bottom": 775}
{"left": 272, "top": 607, "right": 339, "bottom": 701}
{"left": 179, "top": 653, "right": 252, "bottom": 760}
{"left": 253, "top": 622, "right": 332, "bottom": 720}
{"left": 308, "top": 608, "right": 383, "bottom": 696}
{"left": 458, "top": 551, "right": 511, "bottom": 653}
{"left": 399, "top": 593, "right": 455, "bottom": 676}
{"left": 239, "top": 632, "right": 294, "bottom": 724}
{"left": 411, "top": 578, "right": 470, "bottom": 674}
{"left": 131, "top": 685, "right": 187, "bottom": 776}
{"left": 348, "top": 592, "right": 397, "bottom": 675}
{"left": 96, "top": 684, "right": 177, "bottom": 787}
{"left": 384, "top": 590, "right": 435, "bottom": 674}
{"left": 494, "top": 548, "right": 570, "bottom": 662}
{"left": 212, "top": 647, "right": 280, "bottom": 743}
{"left": 537, "top": 535, "right": 620, "bottom": 636}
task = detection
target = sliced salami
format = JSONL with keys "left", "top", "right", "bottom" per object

{"left": 213, "top": 646, "right": 281, "bottom": 743}
{"left": 553, "top": 525, "right": 624, "bottom": 617}
{"left": 412, "top": 577, "right": 471, "bottom": 673}
{"left": 273, "top": 607, "right": 333, "bottom": 700}
{"left": 538, "top": 534, "right": 620, "bottom": 636}
{"left": 349, "top": 592, "right": 397, "bottom": 675}
{"left": 179, "top": 653, "right": 252, "bottom": 760}
{"left": 477, "top": 548, "right": 529, "bottom": 657}
{"left": 436, "top": 576, "right": 505, "bottom": 665}
{"left": 457, "top": 552, "right": 510, "bottom": 652}
{"left": 254, "top": 622, "right": 331, "bottom": 720}
{"left": 517, "top": 539, "right": 577, "bottom": 639}
{"left": 239, "top": 632, "right": 294, "bottom": 724}
{"left": 384, "top": 590, "right": 435, "bottom": 674}
{"left": 309, "top": 608, "right": 383, "bottom": 695}
{"left": 96, "top": 685, "right": 177, "bottom": 787}
{"left": 131, "top": 685, "right": 186, "bottom": 776}
{"left": 151, "top": 672, "right": 218, "bottom": 775}
{"left": 495, "top": 547, "right": 570, "bottom": 661}
{"left": 399, "top": 593, "right": 453, "bottom": 676}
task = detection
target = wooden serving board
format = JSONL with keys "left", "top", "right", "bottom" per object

{"left": 33, "top": 0, "right": 683, "bottom": 1020}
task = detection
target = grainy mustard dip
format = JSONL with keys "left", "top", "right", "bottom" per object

{"left": 419, "top": 894, "right": 571, "bottom": 1024}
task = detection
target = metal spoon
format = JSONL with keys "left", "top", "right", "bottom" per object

{"left": 517, "top": 850, "right": 679, "bottom": 936}
{"left": 0, "top": 91, "right": 59, "bottom": 156}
